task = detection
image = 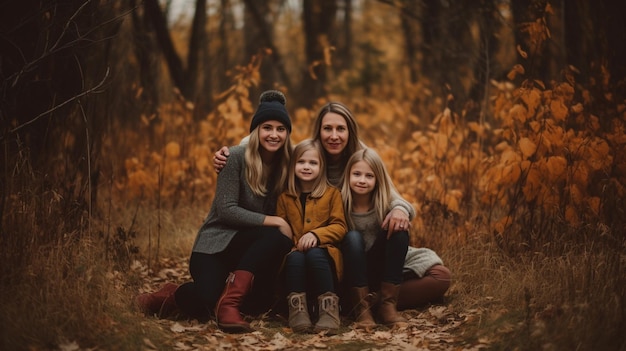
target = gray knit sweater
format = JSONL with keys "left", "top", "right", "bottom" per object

{"left": 191, "top": 145, "right": 277, "bottom": 254}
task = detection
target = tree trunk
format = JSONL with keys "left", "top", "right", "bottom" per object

{"left": 131, "top": 0, "right": 160, "bottom": 120}
{"left": 420, "top": 0, "right": 471, "bottom": 112}
{"left": 187, "top": 0, "right": 206, "bottom": 101}
{"left": 218, "top": 0, "right": 232, "bottom": 92}
{"left": 467, "top": 1, "right": 502, "bottom": 121}
{"left": 242, "top": 0, "right": 293, "bottom": 97}
{"left": 399, "top": 0, "right": 420, "bottom": 84}
{"left": 300, "top": 0, "right": 338, "bottom": 107}
{"left": 338, "top": 0, "right": 353, "bottom": 71}
{"left": 144, "top": 0, "right": 186, "bottom": 95}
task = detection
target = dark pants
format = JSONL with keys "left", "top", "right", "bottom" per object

{"left": 175, "top": 226, "right": 292, "bottom": 321}
{"left": 340, "top": 230, "right": 452, "bottom": 312}
{"left": 284, "top": 247, "right": 336, "bottom": 297}
{"left": 341, "top": 229, "right": 409, "bottom": 290}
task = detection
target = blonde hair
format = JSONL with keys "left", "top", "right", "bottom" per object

{"left": 312, "top": 102, "right": 363, "bottom": 166}
{"left": 245, "top": 126, "right": 293, "bottom": 196}
{"left": 341, "top": 148, "right": 396, "bottom": 229}
{"left": 285, "top": 139, "right": 329, "bottom": 198}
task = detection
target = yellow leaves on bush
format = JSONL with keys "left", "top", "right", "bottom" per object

{"left": 239, "top": 96, "right": 254, "bottom": 115}
{"left": 430, "top": 133, "right": 449, "bottom": 159}
{"left": 165, "top": 142, "right": 181, "bottom": 158}
{"left": 507, "top": 63, "right": 525, "bottom": 80}
{"left": 433, "top": 108, "right": 454, "bottom": 136}
{"left": 564, "top": 205, "right": 579, "bottom": 225}
{"left": 291, "top": 107, "right": 314, "bottom": 142}
{"left": 567, "top": 184, "right": 583, "bottom": 205}
{"left": 545, "top": 156, "right": 567, "bottom": 182}
{"left": 549, "top": 98, "right": 568, "bottom": 121}
{"left": 583, "top": 114, "right": 601, "bottom": 132}
{"left": 508, "top": 104, "right": 528, "bottom": 124}
{"left": 571, "top": 103, "right": 584, "bottom": 114}
{"left": 494, "top": 141, "right": 510, "bottom": 152}
{"left": 538, "top": 186, "right": 559, "bottom": 212}
{"left": 502, "top": 163, "right": 522, "bottom": 184}
{"left": 444, "top": 190, "right": 463, "bottom": 213}
{"left": 554, "top": 81, "right": 575, "bottom": 99}
{"left": 494, "top": 215, "right": 512, "bottom": 235}
{"left": 586, "top": 197, "right": 601, "bottom": 216}
{"left": 501, "top": 148, "right": 520, "bottom": 164}
{"left": 570, "top": 161, "right": 589, "bottom": 188}
{"left": 582, "top": 138, "right": 612, "bottom": 171}
{"left": 519, "top": 137, "right": 536, "bottom": 159}
{"left": 124, "top": 158, "right": 158, "bottom": 197}
{"left": 537, "top": 120, "right": 565, "bottom": 154}
{"left": 518, "top": 87, "right": 542, "bottom": 117}
{"left": 523, "top": 166, "right": 542, "bottom": 202}
{"left": 467, "top": 121, "right": 489, "bottom": 138}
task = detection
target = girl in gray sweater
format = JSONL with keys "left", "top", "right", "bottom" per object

{"left": 341, "top": 148, "right": 451, "bottom": 330}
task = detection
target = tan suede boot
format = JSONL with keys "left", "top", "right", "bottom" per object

{"left": 378, "top": 282, "right": 407, "bottom": 327}
{"left": 314, "top": 292, "right": 340, "bottom": 333}
{"left": 349, "top": 287, "right": 376, "bottom": 329}
{"left": 287, "top": 292, "right": 312, "bottom": 333}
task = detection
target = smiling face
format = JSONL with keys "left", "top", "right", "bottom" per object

{"left": 319, "top": 112, "right": 349, "bottom": 159}
{"left": 257, "top": 120, "right": 288, "bottom": 154}
{"left": 348, "top": 160, "right": 376, "bottom": 196}
{"left": 295, "top": 148, "right": 321, "bottom": 188}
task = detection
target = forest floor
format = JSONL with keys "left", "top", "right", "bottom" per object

{"left": 132, "top": 257, "right": 487, "bottom": 351}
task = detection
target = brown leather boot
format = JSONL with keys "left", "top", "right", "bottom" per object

{"left": 314, "top": 292, "right": 340, "bottom": 334}
{"left": 135, "top": 282, "right": 179, "bottom": 318}
{"left": 349, "top": 287, "right": 376, "bottom": 329}
{"left": 378, "top": 282, "right": 407, "bottom": 327}
{"left": 287, "top": 292, "right": 312, "bottom": 333}
{"left": 216, "top": 270, "right": 254, "bottom": 333}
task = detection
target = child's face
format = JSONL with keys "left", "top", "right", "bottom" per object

{"left": 349, "top": 160, "right": 376, "bottom": 195}
{"left": 295, "top": 149, "right": 321, "bottom": 183}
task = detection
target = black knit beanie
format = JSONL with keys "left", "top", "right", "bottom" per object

{"left": 249, "top": 90, "right": 292, "bottom": 133}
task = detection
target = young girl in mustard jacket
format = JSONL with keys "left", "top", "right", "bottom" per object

{"left": 276, "top": 139, "right": 347, "bottom": 333}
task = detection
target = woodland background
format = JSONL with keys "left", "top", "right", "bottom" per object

{"left": 1, "top": 0, "right": 625, "bottom": 350}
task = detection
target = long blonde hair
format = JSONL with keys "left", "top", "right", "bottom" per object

{"left": 245, "top": 126, "right": 293, "bottom": 196}
{"left": 341, "top": 148, "right": 395, "bottom": 229}
{"left": 285, "top": 139, "right": 329, "bottom": 198}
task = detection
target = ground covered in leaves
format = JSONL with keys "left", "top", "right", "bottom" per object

{"left": 133, "top": 258, "right": 486, "bottom": 351}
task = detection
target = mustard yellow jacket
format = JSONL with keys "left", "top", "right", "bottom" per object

{"left": 276, "top": 186, "right": 347, "bottom": 281}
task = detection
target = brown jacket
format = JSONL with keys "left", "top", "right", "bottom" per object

{"left": 276, "top": 186, "right": 347, "bottom": 281}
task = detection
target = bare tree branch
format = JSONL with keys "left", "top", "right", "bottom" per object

{"left": 7, "top": 68, "right": 110, "bottom": 136}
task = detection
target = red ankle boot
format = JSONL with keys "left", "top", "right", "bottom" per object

{"left": 215, "top": 270, "right": 254, "bottom": 333}
{"left": 136, "top": 282, "right": 179, "bottom": 318}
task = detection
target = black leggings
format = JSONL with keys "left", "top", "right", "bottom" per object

{"left": 175, "top": 226, "right": 292, "bottom": 320}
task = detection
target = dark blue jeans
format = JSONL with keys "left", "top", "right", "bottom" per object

{"left": 341, "top": 229, "right": 409, "bottom": 290}
{"left": 284, "top": 247, "right": 336, "bottom": 297}
{"left": 175, "top": 226, "right": 292, "bottom": 320}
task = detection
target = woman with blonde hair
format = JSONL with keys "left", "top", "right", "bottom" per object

{"left": 137, "top": 90, "right": 295, "bottom": 333}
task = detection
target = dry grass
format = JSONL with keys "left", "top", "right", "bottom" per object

{"left": 443, "top": 226, "right": 625, "bottom": 350}
{"left": 2, "top": 173, "right": 625, "bottom": 350}
{"left": 2, "top": 75, "right": 625, "bottom": 350}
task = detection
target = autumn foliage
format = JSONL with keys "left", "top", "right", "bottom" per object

{"left": 2, "top": 2, "right": 626, "bottom": 350}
